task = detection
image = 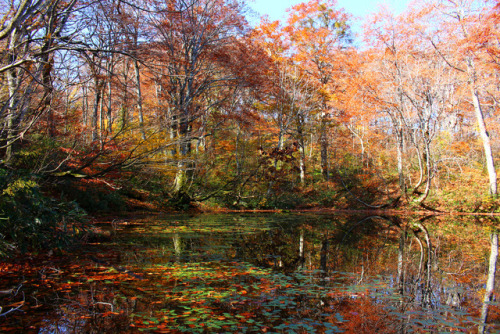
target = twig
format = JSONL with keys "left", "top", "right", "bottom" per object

{"left": 0, "top": 292, "right": 25, "bottom": 317}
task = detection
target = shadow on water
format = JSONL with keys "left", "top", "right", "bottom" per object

{"left": 0, "top": 213, "right": 498, "bottom": 333}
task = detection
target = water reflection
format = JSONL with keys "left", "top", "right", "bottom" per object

{"left": 479, "top": 232, "right": 498, "bottom": 334}
{"left": 234, "top": 214, "right": 499, "bottom": 332}
{"left": 0, "top": 214, "right": 498, "bottom": 333}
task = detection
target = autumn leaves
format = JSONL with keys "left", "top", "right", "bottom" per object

{"left": 1, "top": 0, "right": 499, "bottom": 213}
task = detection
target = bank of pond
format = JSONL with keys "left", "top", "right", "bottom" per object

{"left": 0, "top": 213, "right": 498, "bottom": 333}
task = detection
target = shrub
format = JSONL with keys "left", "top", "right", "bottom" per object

{"left": 0, "top": 168, "right": 86, "bottom": 256}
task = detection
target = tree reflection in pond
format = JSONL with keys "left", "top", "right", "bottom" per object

{"left": 479, "top": 232, "right": 498, "bottom": 334}
{"left": 0, "top": 213, "right": 498, "bottom": 333}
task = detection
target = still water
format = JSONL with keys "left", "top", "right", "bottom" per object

{"left": 0, "top": 213, "right": 498, "bottom": 333}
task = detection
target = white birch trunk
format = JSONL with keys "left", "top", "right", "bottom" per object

{"left": 134, "top": 59, "right": 146, "bottom": 140}
{"left": 467, "top": 57, "right": 497, "bottom": 195}
{"left": 471, "top": 89, "right": 497, "bottom": 195}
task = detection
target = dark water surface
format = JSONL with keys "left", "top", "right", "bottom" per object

{"left": 0, "top": 213, "right": 499, "bottom": 333}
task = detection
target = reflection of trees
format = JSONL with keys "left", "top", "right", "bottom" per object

{"left": 235, "top": 215, "right": 392, "bottom": 274}
{"left": 236, "top": 215, "right": 402, "bottom": 274}
{"left": 115, "top": 214, "right": 495, "bottom": 334}
{"left": 397, "top": 225, "right": 407, "bottom": 294}
{"left": 411, "top": 218, "right": 433, "bottom": 308}
{"left": 479, "top": 232, "right": 498, "bottom": 334}
{"left": 320, "top": 232, "right": 329, "bottom": 275}
{"left": 260, "top": 214, "right": 493, "bottom": 332}
{"left": 17, "top": 214, "right": 498, "bottom": 333}
{"left": 172, "top": 233, "right": 182, "bottom": 262}
{"left": 339, "top": 215, "right": 402, "bottom": 275}
{"left": 395, "top": 216, "right": 436, "bottom": 332}
{"left": 237, "top": 227, "right": 307, "bottom": 271}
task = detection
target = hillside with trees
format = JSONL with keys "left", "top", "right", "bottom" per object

{"left": 1, "top": 0, "right": 500, "bottom": 252}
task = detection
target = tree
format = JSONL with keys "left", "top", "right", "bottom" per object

{"left": 363, "top": 1, "right": 494, "bottom": 204}
{"left": 284, "top": 0, "right": 352, "bottom": 181}
{"left": 407, "top": 0, "right": 498, "bottom": 195}
{"left": 0, "top": 0, "right": 78, "bottom": 162}
{"left": 147, "top": 0, "right": 252, "bottom": 203}
{"left": 254, "top": 19, "right": 318, "bottom": 187}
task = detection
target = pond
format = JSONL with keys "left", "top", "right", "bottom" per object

{"left": 0, "top": 213, "right": 498, "bottom": 333}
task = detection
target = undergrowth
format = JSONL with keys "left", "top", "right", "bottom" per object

{"left": 0, "top": 168, "right": 86, "bottom": 257}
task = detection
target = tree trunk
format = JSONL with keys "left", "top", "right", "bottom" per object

{"left": 99, "top": 85, "right": 104, "bottom": 141}
{"left": 172, "top": 118, "right": 192, "bottom": 203}
{"left": 472, "top": 89, "right": 497, "bottom": 195}
{"left": 40, "top": 24, "right": 55, "bottom": 138}
{"left": 5, "top": 67, "right": 16, "bottom": 163}
{"left": 92, "top": 80, "right": 102, "bottom": 142}
{"left": 396, "top": 129, "right": 406, "bottom": 195}
{"left": 120, "top": 62, "right": 130, "bottom": 130}
{"left": 107, "top": 80, "right": 113, "bottom": 133}
{"left": 320, "top": 116, "right": 329, "bottom": 181}
{"left": 267, "top": 123, "right": 284, "bottom": 198}
{"left": 4, "top": 29, "right": 19, "bottom": 163}
{"left": 106, "top": 59, "right": 113, "bottom": 133}
{"left": 299, "top": 144, "right": 306, "bottom": 185}
{"left": 174, "top": 162, "right": 188, "bottom": 194}
{"left": 134, "top": 58, "right": 146, "bottom": 140}
{"left": 415, "top": 139, "right": 432, "bottom": 204}
{"left": 467, "top": 57, "right": 497, "bottom": 195}
{"left": 296, "top": 112, "right": 306, "bottom": 185}
{"left": 412, "top": 136, "right": 425, "bottom": 192}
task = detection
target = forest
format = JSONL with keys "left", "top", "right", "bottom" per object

{"left": 1, "top": 0, "right": 500, "bottom": 251}
{"left": 1, "top": 1, "right": 500, "bottom": 332}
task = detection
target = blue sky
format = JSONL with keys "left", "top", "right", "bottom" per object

{"left": 247, "top": 0, "right": 412, "bottom": 26}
